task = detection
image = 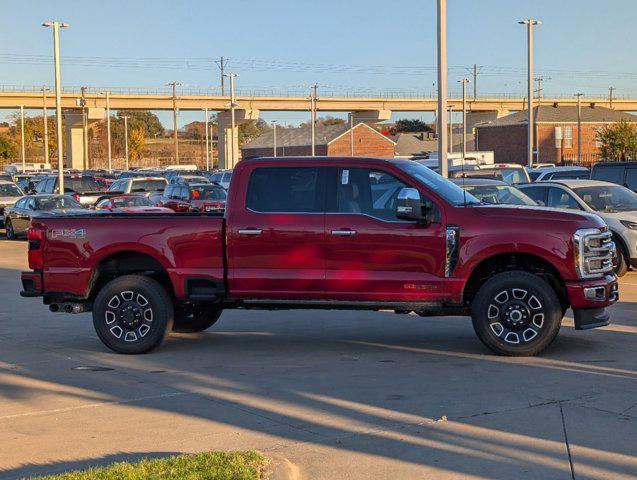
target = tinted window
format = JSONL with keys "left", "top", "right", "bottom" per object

{"left": 464, "top": 185, "right": 537, "bottom": 206}
{"left": 625, "top": 169, "right": 637, "bottom": 192}
{"left": 35, "top": 196, "right": 82, "bottom": 210}
{"left": 179, "top": 187, "right": 189, "bottom": 199}
{"left": 520, "top": 186, "right": 548, "bottom": 206}
{"left": 190, "top": 185, "right": 227, "bottom": 201}
{"left": 26, "top": 198, "right": 36, "bottom": 210}
{"left": 111, "top": 197, "right": 153, "bottom": 208}
{"left": 574, "top": 185, "right": 637, "bottom": 212}
{"left": 549, "top": 170, "right": 590, "bottom": 180}
{"left": 593, "top": 164, "right": 625, "bottom": 185}
{"left": 131, "top": 179, "right": 167, "bottom": 192}
{"left": 64, "top": 177, "right": 99, "bottom": 193}
{"left": 0, "top": 184, "right": 23, "bottom": 196}
{"left": 15, "top": 198, "right": 27, "bottom": 208}
{"left": 547, "top": 188, "right": 582, "bottom": 210}
{"left": 222, "top": 172, "right": 232, "bottom": 182}
{"left": 529, "top": 170, "right": 543, "bottom": 181}
{"left": 162, "top": 185, "right": 174, "bottom": 200}
{"left": 247, "top": 167, "right": 320, "bottom": 213}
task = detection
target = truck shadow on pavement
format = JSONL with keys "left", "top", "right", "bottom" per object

{"left": 0, "top": 263, "right": 635, "bottom": 479}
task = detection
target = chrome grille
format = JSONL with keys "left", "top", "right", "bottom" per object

{"left": 573, "top": 229, "right": 615, "bottom": 279}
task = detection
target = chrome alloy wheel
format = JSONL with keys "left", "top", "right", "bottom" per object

{"left": 487, "top": 288, "right": 545, "bottom": 345}
{"left": 104, "top": 290, "right": 154, "bottom": 342}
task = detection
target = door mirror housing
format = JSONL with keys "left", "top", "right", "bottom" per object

{"left": 395, "top": 187, "right": 435, "bottom": 224}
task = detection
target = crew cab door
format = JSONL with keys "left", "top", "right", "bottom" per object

{"left": 324, "top": 167, "right": 446, "bottom": 302}
{"left": 227, "top": 166, "right": 325, "bottom": 299}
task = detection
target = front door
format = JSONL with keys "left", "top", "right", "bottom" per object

{"left": 227, "top": 166, "right": 326, "bottom": 300}
{"left": 324, "top": 167, "right": 446, "bottom": 302}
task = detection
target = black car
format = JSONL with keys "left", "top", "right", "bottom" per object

{"left": 591, "top": 161, "right": 637, "bottom": 193}
{"left": 34, "top": 174, "right": 104, "bottom": 206}
{"left": 3, "top": 194, "right": 86, "bottom": 239}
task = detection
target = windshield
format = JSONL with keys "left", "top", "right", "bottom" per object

{"left": 463, "top": 185, "right": 537, "bottom": 206}
{"left": 36, "top": 196, "right": 82, "bottom": 210}
{"left": 64, "top": 177, "right": 100, "bottom": 193}
{"left": 191, "top": 185, "right": 227, "bottom": 201}
{"left": 528, "top": 171, "right": 543, "bottom": 181}
{"left": 0, "top": 184, "right": 23, "bottom": 196}
{"left": 574, "top": 185, "right": 637, "bottom": 212}
{"left": 396, "top": 161, "right": 480, "bottom": 206}
{"left": 131, "top": 179, "right": 167, "bottom": 192}
{"left": 111, "top": 196, "right": 153, "bottom": 208}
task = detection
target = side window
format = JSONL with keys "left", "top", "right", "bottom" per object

{"left": 26, "top": 198, "right": 36, "bottom": 210}
{"left": 333, "top": 168, "right": 409, "bottom": 221}
{"left": 547, "top": 188, "right": 581, "bottom": 210}
{"left": 162, "top": 185, "right": 173, "bottom": 199}
{"left": 593, "top": 165, "right": 624, "bottom": 185}
{"left": 223, "top": 172, "right": 232, "bottom": 182}
{"left": 15, "top": 198, "right": 27, "bottom": 209}
{"left": 246, "top": 167, "right": 321, "bottom": 213}
{"left": 35, "top": 179, "right": 45, "bottom": 193}
{"left": 180, "top": 187, "right": 189, "bottom": 200}
{"left": 625, "top": 169, "right": 637, "bottom": 192}
{"left": 521, "top": 186, "right": 548, "bottom": 206}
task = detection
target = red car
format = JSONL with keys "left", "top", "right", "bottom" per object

{"left": 21, "top": 157, "right": 617, "bottom": 356}
{"left": 161, "top": 183, "right": 226, "bottom": 213}
{"left": 95, "top": 195, "right": 174, "bottom": 214}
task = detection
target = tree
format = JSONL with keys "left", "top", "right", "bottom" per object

{"left": 8, "top": 114, "right": 59, "bottom": 160}
{"left": 0, "top": 133, "right": 18, "bottom": 160}
{"left": 128, "top": 127, "right": 145, "bottom": 161}
{"left": 596, "top": 121, "right": 637, "bottom": 161}
{"left": 238, "top": 119, "right": 270, "bottom": 145}
{"left": 393, "top": 118, "right": 434, "bottom": 133}
{"left": 116, "top": 110, "right": 164, "bottom": 138}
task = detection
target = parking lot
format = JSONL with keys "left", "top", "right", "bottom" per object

{"left": 0, "top": 236, "right": 635, "bottom": 480}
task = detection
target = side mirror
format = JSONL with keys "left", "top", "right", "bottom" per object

{"left": 395, "top": 187, "right": 435, "bottom": 224}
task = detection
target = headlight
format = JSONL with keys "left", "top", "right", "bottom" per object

{"left": 573, "top": 228, "right": 615, "bottom": 279}
{"left": 620, "top": 220, "right": 637, "bottom": 230}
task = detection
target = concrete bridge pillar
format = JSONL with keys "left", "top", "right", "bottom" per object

{"left": 217, "top": 108, "right": 259, "bottom": 169}
{"left": 351, "top": 109, "right": 392, "bottom": 125}
{"left": 63, "top": 107, "right": 105, "bottom": 170}
{"left": 466, "top": 109, "right": 509, "bottom": 131}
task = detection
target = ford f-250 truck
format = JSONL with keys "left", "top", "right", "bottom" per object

{"left": 20, "top": 157, "right": 618, "bottom": 356}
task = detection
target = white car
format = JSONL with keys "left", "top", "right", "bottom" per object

{"left": 519, "top": 179, "right": 637, "bottom": 276}
{"left": 0, "top": 180, "right": 24, "bottom": 227}
{"left": 208, "top": 169, "right": 232, "bottom": 189}
{"left": 528, "top": 166, "right": 590, "bottom": 182}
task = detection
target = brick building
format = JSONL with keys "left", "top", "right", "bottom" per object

{"left": 241, "top": 122, "right": 395, "bottom": 158}
{"left": 475, "top": 105, "right": 637, "bottom": 165}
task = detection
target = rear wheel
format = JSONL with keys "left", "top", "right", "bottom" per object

{"left": 93, "top": 275, "right": 173, "bottom": 354}
{"left": 173, "top": 304, "right": 222, "bottom": 333}
{"left": 471, "top": 271, "right": 562, "bottom": 356}
{"left": 5, "top": 219, "right": 15, "bottom": 240}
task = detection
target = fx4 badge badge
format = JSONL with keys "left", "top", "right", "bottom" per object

{"left": 51, "top": 228, "right": 86, "bottom": 239}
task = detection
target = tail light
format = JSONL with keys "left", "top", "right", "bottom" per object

{"left": 27, "top": 224, "right": 46, "bottom": 270}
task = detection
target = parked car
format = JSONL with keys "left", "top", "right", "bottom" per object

{"left": 4, "top": 194, "right": 86, "bottom": 239}
{"left": 34, "top": 174, "right": 104, "bottom": 206}
{"left": 0, "top": 181, "right": 25, "bottom": 226}
{"left": 95, "top": 195, "right": 174, "bottom": 214}
{"left": 107, "top": 176, "right": 168, "bottom": 195}
{"left": 528, "top": 166, "right": 590, "bottom": 182}
{"left": 169, "top": 175, "right": 211, "bottom": 185}
{"left": 206, "top": 169, "right": 232, "bottom": 189}
{"left": 590, "top": 161, "right": 637, "bottom": 193}
{"left": 451, "top": 178, "right": 537, "bottom": 206}
{"left": 518, "top": 179, "right": 637, "bottom": 276}
{"left": 163, "top": 170, "right": 203, "bottom": 183}
{"left": 450, "top": 164, "right": 531, "bottom": 184}
{"left": 22, "top": 158, "right": 617, "bottom": 356}
{"left": 161, "top": 183, "right": 227, "bottom": 213}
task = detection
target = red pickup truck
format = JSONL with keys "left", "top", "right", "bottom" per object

{"left": 20, "top": 157, "right": 618, "bottom": 356}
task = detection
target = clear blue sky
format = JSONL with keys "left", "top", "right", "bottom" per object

{"left": 1, "top": 0, "right": 635, "bottom": 126}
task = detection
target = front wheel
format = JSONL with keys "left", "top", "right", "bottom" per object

{"left": 93, "top": 275, "right": 173, "bottom": 354}
{"left": 613, "top": 241, "right": 628, "bottom": 277}
{"left": 5, "top": 218, "right": 15, "bottom": 240}
{"left": 471, "top": 271, "right": 562, "bottom": 356}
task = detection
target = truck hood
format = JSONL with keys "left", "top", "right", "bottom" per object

{"left": 471, "top": 204, "right": 605, "bottom": 227}
{"left": 0, "top": 196, "right": 19, "bottom": 207}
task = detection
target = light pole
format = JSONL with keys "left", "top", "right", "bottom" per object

{"left": 519, "top": 18, "right": 542, "bottom": 168}
{"left": 349, "top": 112, "right": 354, "bottom": 156}
{"left": 459, "top": 79, "right": 469, "bottom": 160}
{"left": 105, "top": 91, "right": 112, "bottom": 171}
{"left": 19, "top": 105, "right": 26, "bottom": 173}
{"left": 575, "top": 93, "right": 583, "bottom": 164}
{"left": 166, "top": 82, "right": 181, "bottom": 163}
{"left": 123, "top": 115, "right": 129, "bottom": 170}
{"left": 448, "top": 105, "right": 453, "bottom": 154}
{"left": 41, "top": 85, "right": 49, "bottom": 164}
{"left": 80, "top": 86, "right": 88, "bottom": 170}
{"left": 209, "top": 124, "right": 215, "bottom": 168}
{"left": 223, "top": 73, "right": 238, "bottom": 168}
{"left": 272, "top": 120, "right": 277, "bottom": 157}
{"left": 42, "top": 20, "right": 69, "bottom": 191}
{"left": 609, "top": 86, "right": 615, "bottom": 109}
{"left": 310, "top": 84, "right": 318, "bottom": 156}
{"left": 437, "top": 0, "right": 448, "bottom": 177}
{"left": 204, "top": 108, "right": 210, "bottom": 170}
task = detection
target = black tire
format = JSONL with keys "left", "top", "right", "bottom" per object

{"left": 5, "top": 219, "right": 15, "bottom": 240}
{"left": 471, "top": 271, "right": 562, "bottom": 356}
{"left": 172, "top": 304, "right": 222, "bottom": 333}
{"left": 92, "top": 275, "right": 173, "bottom": 354}
{"left": 613, "top": 239, "right": 628, "bottom": 277}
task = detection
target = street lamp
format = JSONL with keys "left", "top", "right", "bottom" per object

{"left": 310, "top": 84, "right": 318, "bottom": 156}
{"left": 575, "top": 93, "right": 584, "bottom": 164}
{"left": 223, "top": 73, "right": 238, "bottom": 167}
{"left": 458, "top": 79, "right": 470, "bottom": 160}
{"left": 41, "top": 85, "right": 49, "bottom": 164}
{"left": 42, "top": 20, "right": 69, "bottom": 192}
{"left": 19, "top": 105, "right": 26, "bottom": 173}
{"left": 272, "top": 120, "right": 278, "bottom": 157}
{"left": 204, "top": 108, "right": 210, "bottom": 170}
{"left": 437, "top": 0, "right": 448, "bottom": 177}
{"left": 519, "top": 18, "right": 542, "bottom": 168}
{"left": 122, "top": 115, "right": 129, "bottom": 170}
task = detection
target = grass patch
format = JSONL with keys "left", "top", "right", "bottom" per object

{"left": 30, "top": 451, "right": 268, "bottom": 480}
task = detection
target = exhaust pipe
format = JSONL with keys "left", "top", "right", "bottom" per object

{"left": 63, "top": 304, "right": 74, "bottom": 313}
{"left": 50, "top": 303, "right": 88, "bottom": 314}
{"left": 49, "top": 303, "right": 60, "bottom": 313}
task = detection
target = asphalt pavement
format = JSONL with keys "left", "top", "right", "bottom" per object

{"left": 0, "top": 238, "right": 635, "bottom": 479}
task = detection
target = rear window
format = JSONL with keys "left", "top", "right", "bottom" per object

{"left": 246, "top": 167, "right": 320, "bottom": 213}
{"left": 65, "top": 177, "right": 100, "bottom": 193}
{"left": 36, "top": 196, "right": 82, "bottom": 210}
{"left": 131, "top": 179, "right": 167, "bottom": 192}
{"left": 111, "top": 197, "right": 153, "bottom": 207}
{"left": 190, "top": 185, "right": 227, "bottom": 201}
{"left": 592, "top": 164, "right": 625, "bottom": 184}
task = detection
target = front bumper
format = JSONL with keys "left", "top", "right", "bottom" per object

{"left": 566, "top": 274, "right": 618, "bottom": 330}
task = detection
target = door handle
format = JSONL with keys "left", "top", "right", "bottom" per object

{"left": 331, "top": 229, "right": 357, "bottom": 236}
{"left": 238, "top": 229, "right": 262, "bottom": 235}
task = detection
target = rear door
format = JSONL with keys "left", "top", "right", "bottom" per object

{"left": 227, "top": 166, "right": 325, "bottom": 299}
{"left": 625, "top": 168, "right": 637, "bottom": 192}
{"left": 324, "top": 167, "right": 446, "bottom": 302}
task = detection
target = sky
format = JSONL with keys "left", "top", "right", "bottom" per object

{"left": 1, "top": 0, "right": 636, "bottom": 127}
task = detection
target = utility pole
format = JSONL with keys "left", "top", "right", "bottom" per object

{"left": 166, "top": 82, "right": 181, "bottom": 163}
{"left": 209, "top": 125, "right": 215, "bottom": 168}
{"left": 310, "top": 84, "right": 318, "bottom": 156}
{"left": 534, "top": 76, "right": 550, "bottom": 102}
{"left": 80, "top": 86, "right": 88, "bottom": 170}
{"left": 473, "top": 64, "right": 478, "bottom": 99}
{"left": 519, "top": 18, "right": 542, "bottom": 169}
{"left": 19, "top": 106, "right": 26, "bottom": 173}
{"left": 437, "top": 0, "right": 448, "bottom": 177}
{"left": 349, "top": 112, "right": 354, "bottom": 156}
{"left": 575, "top": 93, "right": 583, "bottom": 163}
{"left": 448, "top": 105, "right": 453, "bottom": 154}
{"left": 217, "top": 56, "right": 227, "bottom": 96}
{"left": 609, "top": 86, "right": 615, "bottom": 109}
{"left": 224, "top": 73, "right": 238, "bottom": 168}
{"left": 272, "top": 120, "right": 277, "bottom": 157}
{"left": 41, "top": 85, "right": 49, "bottom": 164}
{"left": 204, "top": 108, "right": 210, "bottom": 170}
{"left": 42, "top": 21, "right": 69, "bottom": 192}
{"left": 459, "top": 79, "right": 469, "bottom": 160}
{"left": 105, "top": 91, "right": 112, "bottom": 171}
{"left": 123, "top": 115, "right": 129, "bottom": 170}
